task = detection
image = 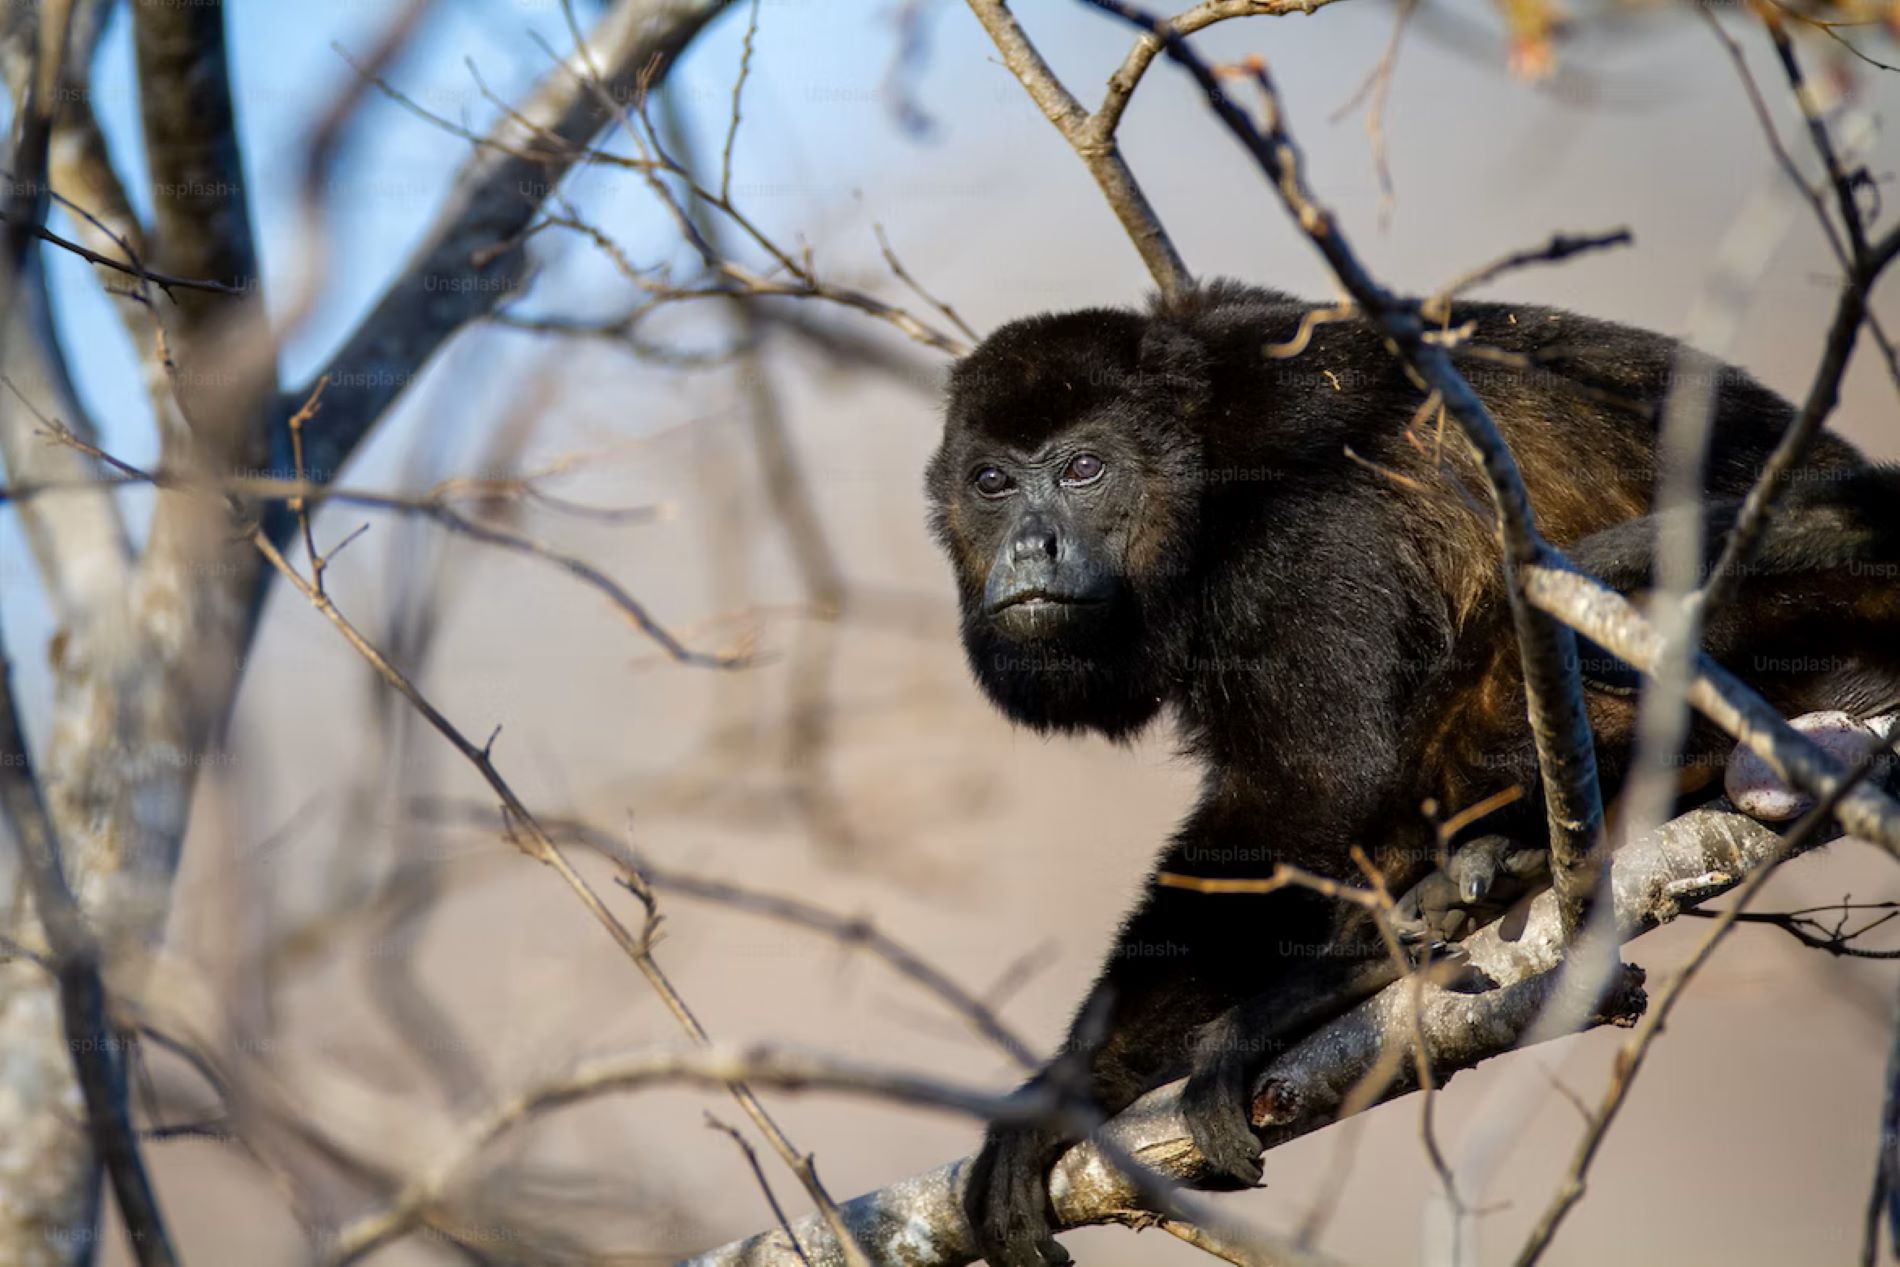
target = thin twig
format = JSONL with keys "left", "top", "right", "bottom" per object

{"left": 1681, "top": 898, "right": 1900, "bottom": 958}
{"left": 1425, "top": 228, "right": 1633, "bottom": 315}
{"left": 963, "top": 0, "right": 1193, "bottom": 293}
{"left": 1696, "top": 29, "right": 1900, "bottom": 618}
{"left": 25, "top": 420, "right": 739, "bottom": 669}
{"left": 0, "top": 210, "right": 242, "bottom": 293}
{"left": 251, "top": 517, "right": 868, "bottom": 1264}
{"left": 286, "top": 376, "right": 329, "bottom": 593}
{"left": 707, "top": 1114, "right": 817, "bottom": 1267}
{"left": 1329, "top": 0, "right": 1416, "bottom": 225}
{"left": 423, "top": 801, "right": 1042, "bottom": 1068}
{"left": 1700, "top": 10, "right": 1900, "bottom": 388}
{"left": 720, "top": 0, "right": 762, "bottom": 207}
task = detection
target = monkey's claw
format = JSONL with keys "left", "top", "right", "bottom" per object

{"left": 1394, "top": 834, "right": 1549, "bottom": 945}
{"left": 1180, "top": 1024, "right": 1268, "bottom": 1189}
{"left": 1182, "top": 1089, "right": 1267, "bottom": 1189}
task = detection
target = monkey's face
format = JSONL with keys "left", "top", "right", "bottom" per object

{"left": 925, "top": 310, "right": 1206, "bottom": 739}
{"left": 928, "top": 425, "right": 1164, "bottom": 738}
{"left": 949, "top": 437, "right": 1132, "bottom": 638}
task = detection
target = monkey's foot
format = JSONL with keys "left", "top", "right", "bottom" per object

{"left": 1726, "top": 711, "right": 1898, "bottom": 821}
{"left": 1393, "top": 833, "right": 1550, "bottom": 945}
{"left": 963, "top": 1125, "right": 1074, "bottom": 1267}
{"left": 1179, "top": 1045, "right": 1268, "bottom": 1190}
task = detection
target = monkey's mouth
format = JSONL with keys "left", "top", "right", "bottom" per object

{"left": 986, "top": 589, "right": 1108, "bottom": 616}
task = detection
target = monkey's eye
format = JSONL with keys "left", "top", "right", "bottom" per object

{"left": 1063, "top": 453, "right": 1106, "bottom": 485}
{"left": 973, "top": 466, "right": 1014, "bottom": 498}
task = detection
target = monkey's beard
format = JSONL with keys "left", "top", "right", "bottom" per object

{"left": 959, "top": 596, "right": 1172, "bottom": 741}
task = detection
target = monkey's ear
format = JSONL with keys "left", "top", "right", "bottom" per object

{"left": 1136, "top": 318, "right": 1213, "bottom": 417}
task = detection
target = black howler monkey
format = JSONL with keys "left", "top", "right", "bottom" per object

{"left": 924, "top": 280, "right": 1900, "bottom": 1266}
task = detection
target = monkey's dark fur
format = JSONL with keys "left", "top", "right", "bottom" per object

{"left": 924, "top": 280, "right": 1900, "bottom": 1266}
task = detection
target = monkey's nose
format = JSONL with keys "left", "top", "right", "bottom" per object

{"left": 1011, "top": 517, "right": 1059, "bottom": 561}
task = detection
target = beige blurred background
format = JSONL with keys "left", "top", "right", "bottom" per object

{"left": 20, "top": 1, "right": 1895, "bottom": 1263}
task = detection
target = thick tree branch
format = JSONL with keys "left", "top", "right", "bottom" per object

{"left": 130, "top": 0, "right": 257, "bottom": 306}
{"left": 0, "top": 254, "right": 131, "bottom": 623}
{"left": 0, "top": 0, "right": 197, "bottom": 538}
{"left": 0, "top": 8, "right": 173, "bottom": 1263}
{"left": 0, "top": 656, "right": 177, "bottom": 1267}
{"left": 131, "top": 0, "right": 268, "bottom": 466}
{"left": 2, "top": 4, "right": 743, "bottom": 1262}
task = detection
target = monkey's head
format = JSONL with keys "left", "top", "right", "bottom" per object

{"left": 925, "top": 305, "right": 1209, "bottom": 738}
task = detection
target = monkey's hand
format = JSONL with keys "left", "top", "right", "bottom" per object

{"left": 1174, "top": 946, "right": 1484, "bottom": 1191}
{"left": 963, "top": 1121, "right": 1074, "bottom": 1267}
{"left": 1179, "top": 1009, "right": 1271, "bottom": 1190}
{"left": 1393, "top": 834, "right": 1550, "bottom": 945}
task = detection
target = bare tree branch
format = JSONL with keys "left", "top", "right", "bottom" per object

{"left": 0, "top": 4, "right": 459, "bottom": 1260}
{"left": 0, "top": 260, "right": 132, "bottom": 620}
{"left": 1697, "top": 26, "right": 1900, "bottom": 618}
{"left": 290, "top": 0, "right": 735, "bottom": 496}
{"left": 322, "top": 1044, "right": 1054, "bottom": 1265}
{"left": 11, "top": 424, "right": 747, "bottom": 668}
{"left": 1098, "top": 0, "right": 1348, "bottom": 136}
{"left": 1684, "top": 898, "right": 1900, "bottom": 959}
{"left": 131, "top": 0, "right": 268, "bottom": 463}
{"left": 962, "top": 0, "right": 1191, "bottom": 294}
{"left": 0, "top": 214, "right": 243, "bottom": 294}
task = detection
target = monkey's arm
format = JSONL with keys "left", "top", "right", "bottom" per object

{"left": 963, "top": 800, "right": 1410, "bottom": 1267}
{"left": 964, "top": 532, "right": 1441, "bottom": 1266}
